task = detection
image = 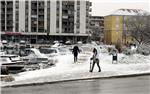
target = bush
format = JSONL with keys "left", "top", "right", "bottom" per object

{"left": 137, "top": 44, "right": 150, "bottom": 55}
{"left": 122, "top": 47, "right": 136, "bottom": 55}
{"left": 115, "top": 40, "right": 123, "bottom": 53}
{"left": 108, "top": 47, "right": 118, "bottom": 55}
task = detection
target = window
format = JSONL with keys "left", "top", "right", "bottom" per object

{"left": 56, "top": 20, "right": 59, "bottom": 28}
{"left": 77, "top": 1, "right": 80, "bottom": 5}
{"left": 116, "top": 16, "right": 119, "bottom": 22}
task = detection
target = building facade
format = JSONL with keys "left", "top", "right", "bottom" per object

{"left": 104, "top": 9, "right": 148, "bottom": 45}
{"left": 0, "top": 0, "right": 92, "bottom": 44}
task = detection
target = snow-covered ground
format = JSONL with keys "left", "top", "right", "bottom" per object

{"left": 1, "top": 45, "right": 150, "bottom": 87}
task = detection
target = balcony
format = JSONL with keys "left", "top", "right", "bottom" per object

{"left": 7, "top": 20, "right": 13, "bottom": 24}
{"left": 7, "top": 23, "right": 13, "bottom": 27}
{"left": 38, "top": 30, "right": 44, "bottom": 33}
{"left": 68, "top": 18, "right": 74, "bottom": 22}
{"left": 38, "top": 24, "right": 44, "bottom": 27}
{"left": 1, "top": 23, "right": 5, "bottom": 26}
{"left": 38, "top": 4, "right": 44, "bottom": 9}
{"left": 31, "top": 24, "right": 37, "bottom": 27}
{"left": 6, "top": 5, "right": 13, "bottom": 8}
{"left": 31, "top": 11, "right": 37, "bottom": 15}
{"left": 1, "top": 5, "right": 5, "bottom": 8}
{"left": 7, "top": 11, "right": 13, "bottom": 14}
{"left": 31, "top": 28, "right": 37, "bottom": 32}
{"left": 38, "top": 18, "right": 44, "bottom": 21}
{"left": 38, "top": 12, "right": 44, "bottom": 15}
{"left": 76, "top": 30, "right": 80, "bottom": 34}
{"left": 62, "top": 15, "right": 68, "bottom": 19}
{"left": 89, "top": 8, "right": 92, "bottom": 12}
{"left": 1, "top": 13, "right": 5, "bottom": 17}
{"left": 1, "top": 27, "right": 5, "bottom": 31}
{"left": 31, "top": 15, "right": 37, "bottom": 18}
{"left": 38, "top": 26, "right": 44, "bottom": 29}
{"left": 6, "top": 26, "right": 13, "bottom": 29}
{"left": 31, "top": 5, "right": 37, "bottom": 9}
{"left": 86, "top": 1, "right": 92, "bottom": 6}
{"left": 7, "top": 17, "right": 13, "bottom": 20}
{"left": 62, "top": 6, "right": 68, "bottom": 10}
{"left": 89, "top": 2, "right": 92, "bottom": 6}
{"left": 1, "top": 10, "right": 5, "bottom": 14}
{"left": 38, "top": 22, "right": 44, "bottom": 27}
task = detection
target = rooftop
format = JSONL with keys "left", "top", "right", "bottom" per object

{"left": 110, "top": 9, "right": 149, "bottom": 16}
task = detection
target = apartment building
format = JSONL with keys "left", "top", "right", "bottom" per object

{"left": 104, "top": 9, "right": 149, "bottom": 45}
{"left": 0, "top": 0, "right": 92, "bottom": 44}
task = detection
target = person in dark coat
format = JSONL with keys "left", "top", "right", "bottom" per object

{"left": 72, "top": 45, "right": 80, "bottom": 63}
{"left": 90, "top": 48, "right": 101, "bottom": 72}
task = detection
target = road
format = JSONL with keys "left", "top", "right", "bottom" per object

{"left": 2, "top": 75, "right": 150, "bottom": 94}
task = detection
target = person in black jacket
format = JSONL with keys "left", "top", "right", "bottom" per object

{"left": 72, "top": 45, "right": 80, "bottom": 63}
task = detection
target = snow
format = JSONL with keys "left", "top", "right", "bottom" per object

{"left": 29, "top": 48, "right": 48, "bottom": 58}
{"left": 1, "top": 45, "right": 150, "bottom": 87}
{"left": 110, "top": 9, "right": 149, "bottom": 16}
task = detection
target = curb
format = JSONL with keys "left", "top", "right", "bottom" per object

{"left": 2, "top": 72, "right": 150, "bottom": 88}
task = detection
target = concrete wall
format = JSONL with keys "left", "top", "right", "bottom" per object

{"left": 50, "top": 1, "right": 56, "bottom": 34}
{"left": 80, "top": 0, "right": 86, "bottom": 34}
{"left": 19, "top": 1, "right": 25, "bottom": 32}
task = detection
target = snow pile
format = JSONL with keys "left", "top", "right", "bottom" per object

{"left": 118, "top": 54, "right": 150, "bottom": 64}
{"left": 1, "top": 45, "right": 150, "bottom": 87}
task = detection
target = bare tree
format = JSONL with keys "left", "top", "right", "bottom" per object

{"left": 143, "top": 15, "right": 150, "bottom": 44}
{"left": 90, "top": 26, "right": 103, "bottom": 41}
{"left": 125, "top": 14, "right": 150, "bottom": 46}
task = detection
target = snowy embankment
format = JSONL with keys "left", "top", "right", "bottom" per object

{"left": 1, "top": 48, "right": 150, "bottom": 87}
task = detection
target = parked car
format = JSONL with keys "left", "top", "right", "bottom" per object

{"left": 51, "top": 43, "right": 60, "bottom": 48}
{"left": 65, "top": 41, "right": 71, "bottom": 45}
{"left": 20, "top": 40, "right": 26, "bottom": 44}
{"left": 0, "top": 54, "right": 25, "bottom": 74}
{"left": 58, "top": 47, "right": 71, "bottom": 55}
{"left": 19, "top": 48, "right": 57, "bottom": 70}
{"left": 2, "top": 40, "right": 8, "bottom": 44}
{"left": 39, "top": 48, "right": 60, "bottom": 56}
{"left": 0, "top": 50, "right": 6, "bottom": 55}
{"left": 39, "top": 48, "right": 60, "bottom": 63}
{"left": 21, "top": 48, "right": 51, "bottom": 64}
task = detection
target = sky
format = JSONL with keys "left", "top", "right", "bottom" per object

{"left": 91, "top": 0, "right": 150, "bottom": 16}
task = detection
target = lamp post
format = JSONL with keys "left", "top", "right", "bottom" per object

{"left": 87, "top": 30, "right": 91, "bottom": 43}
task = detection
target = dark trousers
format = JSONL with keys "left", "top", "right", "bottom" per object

{"left": 90, "top": 59, "right": 101, "bottom": 72}
{"left": 74, "top": 54, "right": 78, "bottom": 63}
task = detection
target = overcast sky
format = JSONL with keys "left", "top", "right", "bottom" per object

{"left": 90, "top": 0, "right": 149, "bottom": 16}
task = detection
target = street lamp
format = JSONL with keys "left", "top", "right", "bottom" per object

{"left": 87, "top": 30, "right": 92, "bottom": 43}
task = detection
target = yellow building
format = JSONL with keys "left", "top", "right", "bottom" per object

{"left": 104, "top": 15, "right": 123, "bottom": 44}
{"left": 104, "top": 9, "right": 147, "bottom": 45}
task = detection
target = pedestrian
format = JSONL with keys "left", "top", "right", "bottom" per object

{"left": 72, "top": 45, "right": 80, "bottom": 63}
{"left": 90, "top": 48, "right": 101, "bottom": 72}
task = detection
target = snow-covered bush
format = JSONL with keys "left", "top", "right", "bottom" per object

{"left": 122, "top": 47, "right": 137, "bottom": 55}
{"left": 108, "top": 47, "right": 118, "bottom": 55}
{"left": 122, "top": 48, "right": 131, "bottom": 55}
{"left": 99, "top": 46, "right": 108, "bottom": 53}
{"left": 137, "top": 44, "right": 150, "bottom": 55}
{"left": 118, "top": 54, "right": 149, "bottom": 64}
{"left": 106, "top": 45, "right": 115, "bottom": 53}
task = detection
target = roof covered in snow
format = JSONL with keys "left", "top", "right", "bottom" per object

{"left": 109, "top": 9, "right": 149, "bottom": 16}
